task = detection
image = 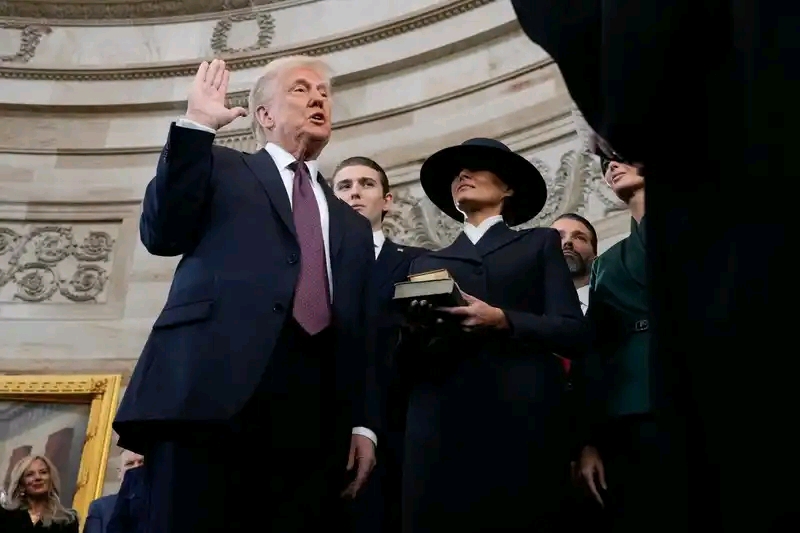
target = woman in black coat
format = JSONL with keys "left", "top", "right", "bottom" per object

{"left": 399, "top": 138, "right": 590, "bottom": 532}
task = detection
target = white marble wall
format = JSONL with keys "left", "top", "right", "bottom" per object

{"left": 2, "top": 0, "right": 440, "bottom": 66}
{"left": 0, "top": 0, "right": 630, "bottom": 392}
{"left": 0, "top": 0, "right": 512, "bottom": 106}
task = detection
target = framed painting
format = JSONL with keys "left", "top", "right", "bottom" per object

{"left": 0, "top": 374, "right": 121, "bottom": 528}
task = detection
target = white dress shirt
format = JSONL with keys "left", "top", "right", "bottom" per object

{"left": 463, "top": 214, "right": 504, "bottom": 244}
{"left": 175, "top": 118, "right": 377, "bottom": 447}
{"left": 373, "top": 230, "right": 386, "bottom": 259}
{"left": 176, "top": 118, "right": 334, "bottom": 298}
{"left": 576, "top": 284, "right": 589, "bottom": 315}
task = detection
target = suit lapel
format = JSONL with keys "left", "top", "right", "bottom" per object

{"left": 242, "top": 150, "right": 296, "bottom": 240}
{"left": 374, "top": 239, "right": 407, "bottom": 291}
{"left": 474, "top": 223, "right": 526, "bottom": 256}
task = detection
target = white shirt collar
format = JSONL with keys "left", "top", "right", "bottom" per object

{"left": 463, "top": 215, "right": 504, "bottom": 245}
{"left": 264, "top": 142, "right": 319, "bottom": 179}
{"left": 372, "top": 230, "right": 386, "bottom": 258}
{"left": 576, "top": 284, "right": 590, "bottom": 315}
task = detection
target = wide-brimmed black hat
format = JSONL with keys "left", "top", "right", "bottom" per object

{"left": 419, "top": 138, "right": 547, "bottom": 226}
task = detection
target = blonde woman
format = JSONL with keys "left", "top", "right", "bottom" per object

{"left": 1, "top": 455, "right": 78, "bottom": 532}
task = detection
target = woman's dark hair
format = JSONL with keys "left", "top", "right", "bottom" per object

{"left": 553, "top": 212, "right": 598, "bottom": 253}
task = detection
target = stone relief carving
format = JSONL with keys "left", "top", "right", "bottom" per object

{"left": 0, "top": 22, "right": 52, "bottom": 64}
{"left": 568, "top": 106, "right": 628, "bottom": 215}
{"left": 383, "top": 192, "right": 462, "bottom": 250}
{"left": 383, "top": 144, "right": 625, "bottom": 249}
{"left": 210, "top": 11, "right": 276, "bottom": 55}
{"left": 0, "top": 0, "right": 278, "bottom": 20}
{"left": 0, "top": 224, "right": 116, "bottom": 304}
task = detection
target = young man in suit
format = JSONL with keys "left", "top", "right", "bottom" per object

{"left": 84, "top": 450, "right": 144, "bottom": 533}
{"left": 332, "top": 157, "right": 426, "bottom": 533}
{"left": 114, "top": 56, "right": 377, "bottom": 533}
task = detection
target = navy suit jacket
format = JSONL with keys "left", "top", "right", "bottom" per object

{"left": 114, "top": 124, "right": 376, "bottom": 452}
{"left": 85, "top": 494, "right": 117, "bottom": 533}
{"left": 367, "top": 239, "right": 425, "bottom": 436}
{"left": 349, "top": 238, "right": 425, "bottom": 533}
{"left": 106, "top": 466, "right": 146, "bottom": 533}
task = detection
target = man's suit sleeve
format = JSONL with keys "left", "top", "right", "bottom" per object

{"left": 502, "top": 229, "right": 592, "bottom": 357}
{"left": 107, "top": 466, "right": 146, "bottom": 533}
{"left": 84, "top": 499, "right": 105, "bottom": 533}
{"left": 572, "top": 260, "right": 609, "bottom": 451}
{"left": 352, "top": 221, "right": 379, "bottom": 437}
{"left": 139, "top": 122, "right": 217, "bottom": 256}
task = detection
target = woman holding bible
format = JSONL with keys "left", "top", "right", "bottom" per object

{"left": 399, "top": 138, "right": 590, "bottom": 533}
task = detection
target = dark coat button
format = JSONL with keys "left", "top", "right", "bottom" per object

{"left": 273, "top": 303, "right": 284, "bottom": 313}
{"left": 287, "top": 253, "right": 298, "bottom": 264}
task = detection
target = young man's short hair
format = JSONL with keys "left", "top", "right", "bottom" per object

{"left": 332, "top": 156, "right": 390, "bottom": 196}
{"left": 332, "top": 156, "right": 391, "bottom": 221}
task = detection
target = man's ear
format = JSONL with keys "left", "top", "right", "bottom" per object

{"left": 255, "top": 105, "right": 273, "bottom": 131}
{"left": 383, "top": 192, "right": 394, "bottom": 211}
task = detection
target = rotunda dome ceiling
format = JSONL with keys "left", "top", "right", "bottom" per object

{"left": 0, "top": 0, "right": 277, "bottom": 21}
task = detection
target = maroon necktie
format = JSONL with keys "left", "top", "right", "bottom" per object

{"left": 290, "top": 161, "right": 331, "bottom": 334}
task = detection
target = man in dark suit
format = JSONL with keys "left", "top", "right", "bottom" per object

{"left": 332, "top": 157, "right": 426, "bottom": 533}
{"left": 511, "top": 1, "right": 796, "bottom": 529}
{"left": 85, "top": 450, "right": 144, "bottom": 533}
{"left": 114, "top": 56, "right": 377, "bottom": 533}
{"left": 106, "top": 465, "right": 147, "bottom": 533}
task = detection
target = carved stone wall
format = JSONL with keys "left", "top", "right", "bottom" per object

{"left": 210, "top": 11, "right": 276, "bottom": 55}
{"left": 0, "top": 0, "right": 281, "bottom": 21}
{"left": 0, "top": 224, "right": 116, "bottom": 304}
{"left": 0, "top": 0, "right": 635, "bottom": 388}
{"left": 0, "top": 22, "right": 51, "bottom": 64}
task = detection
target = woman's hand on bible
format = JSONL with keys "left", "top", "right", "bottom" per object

{"left": 404, "top": 299, "right": 444, "bottom": 331}
{"left": 439, "top": 292, "right": 508, "bottom": 330}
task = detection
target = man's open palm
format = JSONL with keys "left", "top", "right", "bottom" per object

{"left": 186, "top": 59, "right": 247, "bottom": 130}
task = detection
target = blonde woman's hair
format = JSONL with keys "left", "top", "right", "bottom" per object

{"left": 248, "top": 55, "right": 333, "bottom": 148}
{"left": 3, "top": 455, "right": 77, "bottom": 526}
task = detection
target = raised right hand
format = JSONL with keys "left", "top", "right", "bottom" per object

{"left": 185, "top": 59, "right": 247, "bottom": 130}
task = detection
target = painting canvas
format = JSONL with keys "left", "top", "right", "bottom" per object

{"left": 0, "top": 401, "right": 91, "bottom": 506}
{"left": 0, "top": 375, "right": 121, "bottom": 528}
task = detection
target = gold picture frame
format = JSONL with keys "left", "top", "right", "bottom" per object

{"left": 0, "top": 374, "right": 122, "bottom": 528}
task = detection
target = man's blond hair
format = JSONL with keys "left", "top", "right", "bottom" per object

{"left": 249, "top": 55, "right": 333, "bottom": 147}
